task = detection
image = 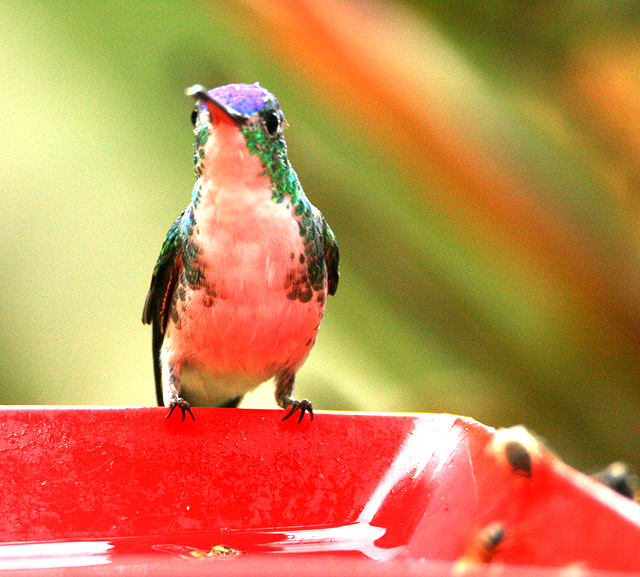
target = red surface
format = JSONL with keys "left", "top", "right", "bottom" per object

{"left": 0, "top": 407, "right": 639, "bottom": 576}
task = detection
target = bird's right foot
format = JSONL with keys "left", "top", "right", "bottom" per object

{"left": 166, "top": 397, "right": 195, "bottom": 421}
{"left": 282, "top": 399, "right": 314, "bottom": 423}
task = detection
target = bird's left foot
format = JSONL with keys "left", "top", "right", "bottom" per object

{"left": 282, "top": 399, "right": 313, "bottom": 423}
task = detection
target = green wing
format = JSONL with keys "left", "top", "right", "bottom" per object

{"left": 142, "top": 212, "right": 184, "bottom": 405}
{"left": 322, "top": 219, "right": 339, "bottom": 296}
{"left": 142, "top": 212, "right": 184, "bottom": 330}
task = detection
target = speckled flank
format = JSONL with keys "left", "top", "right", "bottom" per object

{"left": 190, "top": 179, "right": 202, "bottom": 208}
{"left": 284, "top": 266, "right": 313, "bottom": 303}
{"left": 179, "top": 203, "right": 209, "bottom": 294}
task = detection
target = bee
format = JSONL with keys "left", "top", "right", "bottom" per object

{"left": 453, "top": 522, "right": 506, "bottom": 574}
{"left": 503, "top": 440, "right": 532, "bottom": 478}
{"left": 151, "top": 543, "right": 244, "bottom": 559}
{"left": 488, "top": 425, "right": 545, "bottom": 478}
{"left": 591, "top": 461, "right": 639, "bottom": 501}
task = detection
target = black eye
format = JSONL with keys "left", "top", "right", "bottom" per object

{"left": 264, "top": 110, "right": 280, "bottom": 136}
{"left": 190, "top": 107, "right": 198, "bottom": 126}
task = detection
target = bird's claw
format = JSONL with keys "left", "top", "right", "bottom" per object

{"left": 282, "top": 399, "right": 313, "bottom": 423}
{"left": 166, "top": 397, "right": 195, "bottom": 421}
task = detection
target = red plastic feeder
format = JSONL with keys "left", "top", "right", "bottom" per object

{"left": 0, "top": 407, "right": 639, "bottom": 575}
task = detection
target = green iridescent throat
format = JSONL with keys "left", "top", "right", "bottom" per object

{"left": 241, "top": 120, "right": 309, "bottom": 214}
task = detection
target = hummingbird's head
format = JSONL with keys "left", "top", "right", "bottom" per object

{"left": 186, "top": 83, "right": 288, "bottom": 181}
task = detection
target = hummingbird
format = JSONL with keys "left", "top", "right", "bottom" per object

{"left": 142, "top": 83, "right": 339, "bottom": 422}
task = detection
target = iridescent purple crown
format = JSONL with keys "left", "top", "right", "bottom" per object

{"left": 208, "top": 83, "right": 278, "bottom": 117}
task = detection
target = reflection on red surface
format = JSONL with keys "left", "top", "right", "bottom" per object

{"left": 0, "top": 407, "right": 639, "bottom": 575}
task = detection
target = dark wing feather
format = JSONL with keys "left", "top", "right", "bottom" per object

{"left": 322, "top": 219, "right": 339, "bottom": 296}
{"left": 142, "top": 212, "right": 184, "bottom": 405}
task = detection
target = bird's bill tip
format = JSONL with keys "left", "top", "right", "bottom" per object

{"left": 184, "top": 84, "right": 208, "bottom": 99}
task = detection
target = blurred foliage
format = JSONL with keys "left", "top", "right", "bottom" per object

{"left": 1, "top": 0, "right": 640, "bottom": 470}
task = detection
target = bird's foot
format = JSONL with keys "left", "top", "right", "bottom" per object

{"left": 166, "top": 397, "right": 195, "bottom": 421}
{"left": 282, "top": 399, "right": 313, "bottom": 423}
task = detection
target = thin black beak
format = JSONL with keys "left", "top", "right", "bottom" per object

{"left": 185, "top": 85, "right": 247, "bottom": 124}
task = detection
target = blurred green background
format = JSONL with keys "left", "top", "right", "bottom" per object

{"left": 2, "top": 0, "right": 640, "bottom": 471}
